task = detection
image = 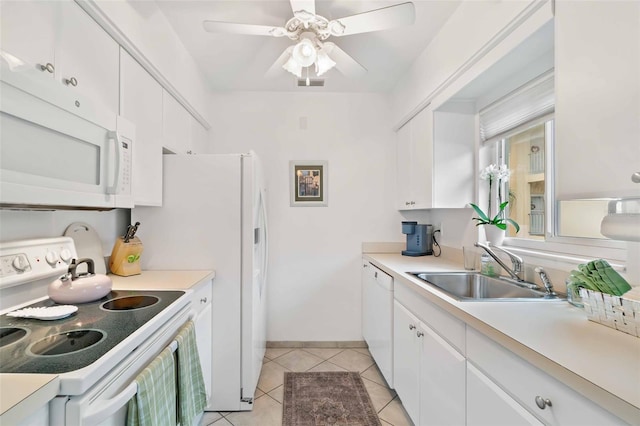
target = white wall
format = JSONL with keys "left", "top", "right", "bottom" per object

{"left": 392, "top": 0, "right": 549, "bottom": 127}
{"left": 209, "top": 92, "right": 403, "bottom": 341}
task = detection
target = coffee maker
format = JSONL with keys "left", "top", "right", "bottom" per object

{"left": 401, "top": 221, "right": 433, "bottom": 256}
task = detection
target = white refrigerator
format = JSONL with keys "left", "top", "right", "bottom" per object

{"left": 133, "top": 152, "right": 268, "bottom": 411}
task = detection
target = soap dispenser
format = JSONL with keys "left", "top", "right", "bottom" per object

{"left": 480, "top": 253, "right": 497, "bottom": 277}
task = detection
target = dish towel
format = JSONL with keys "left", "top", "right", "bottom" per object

{"left": 127, "top": 346, "right": 177, "bottom": 426}
{"left": 175, "top": 320, "right": 207, "bottom": 426}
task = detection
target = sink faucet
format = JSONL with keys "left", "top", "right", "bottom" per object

{"left": 474, "top": 242, "right": 524, "bottom": 281}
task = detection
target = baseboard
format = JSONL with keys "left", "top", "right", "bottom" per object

{"left": 267, "top": 341, "right": 368, "bottom": 349}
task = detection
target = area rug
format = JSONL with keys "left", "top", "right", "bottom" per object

{"left": 282, "top": 371, "right": 382, "bottom": 426}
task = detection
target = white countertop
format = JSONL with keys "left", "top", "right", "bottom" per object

{"left": 0, "top": 269, "right": 215, "bottom": 422}
{"left": 109, "top": 270, "right": 215, "bottom": 291}
{"left": 364, "top": 253, "right": 640, "bottom": 424}
{"left": 0, "top": 374, "right": 59, "bottom": 424}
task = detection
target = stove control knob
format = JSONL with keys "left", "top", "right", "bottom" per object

{"left": 45, "top": 251, "right": 59, "bottom": 266}
{"left": 12, "top": 255, "right": 30, "bottom": 272}
{"left": 59, "top": 249, "right": 72, "bottom": 264}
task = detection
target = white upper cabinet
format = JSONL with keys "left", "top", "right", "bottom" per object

{"left": 162, "top": 89, "right": 191, "bottom": 154}
{"left": 396, "top": 105, "right": 475, "bottom": 210}
{"left": 396, "top": 106, "right": 432, "bottom": 210}
{"left": 0, "top": 0, "right": 57, "bottom": 81}
{"left": 0, "top": 0, "right": 119, "bottom": 117}
{"left": 555, "top": 0, "right": 640, "bottom": 199}
{"left": 56, "top": 1, "right": 119, "bottom": 114}
{"left": 120, "top": 48, "right": 163, "bottom": 206}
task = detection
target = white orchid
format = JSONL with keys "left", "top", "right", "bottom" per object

{"left": 470, "top": 163, "right": 520, "bottom": 233}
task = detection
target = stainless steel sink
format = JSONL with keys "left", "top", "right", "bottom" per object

{"left": 409, "top": 272, "right": 564, "bottom": 301}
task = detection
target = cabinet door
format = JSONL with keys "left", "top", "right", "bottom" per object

{"left": 396, "top": 122, "right": 413, "bottom": 209}
{"left": 467, "top": 363, "right": 544, "bottom": 426}
{"left": 395, "top": 107, "right": 434, "bottom": 210}
{"left": 56, "top": 1, "right": 119, "bottom": 113}
{"left": 0, "top": 0, "right": 56, "bottom": 80}
{"left": 162, "top": 89, "right": 191, "bottom": 154}
{"left": 410, "top": 106, "right": 433, "bottom": 209}
{"left": 419, "top": 323, "right": 465, "bottom": 426}
{"left": 120, "top": 49, "right": 163, "bottom": 206}
{"left": 555, "top": 1, "right": 640, "bottom": 199}
{"left": 393, "top": 300, "right": 421, "bottom": 424}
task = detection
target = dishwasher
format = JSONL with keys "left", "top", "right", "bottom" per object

{"left": 362, "top": 260, "right": 394, "bottom": 387}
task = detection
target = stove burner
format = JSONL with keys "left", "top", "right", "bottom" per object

{"left": 101, "top": 295, "right": 159, "bottom": 311}
{"left": 29, "top": 329, "right": 105, "bottom": 356}
{"left": 0, "top": 327, "right": 28, "bottom": 348}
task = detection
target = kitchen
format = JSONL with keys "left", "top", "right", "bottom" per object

{"left": 1, "top": 0, "right": 639, "bottom": 425}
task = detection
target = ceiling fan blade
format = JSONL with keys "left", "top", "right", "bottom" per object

{"left": 323, "top": 43, "right": 367, "bottom": 78}
{"left": 203, "top": 20, "right": 285, "bottom": 37}
{"left": 290, "top": 0, "right": 315, "bottom": 17}
{"left": 265, "top": 46, "right": 294, "bottom": 78}
{"left": 329, "top": 2, "right": 415, "bottom": 37}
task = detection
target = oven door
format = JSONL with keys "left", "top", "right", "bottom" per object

{"left": 51, "top": 305, "right": 191, "bottom": 426}
{"left": 0, "top": 65, "right": 133, "bottom": 209}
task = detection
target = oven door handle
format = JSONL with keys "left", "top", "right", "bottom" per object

{"left": 83, "top": 339, "right": 179, "bottom": 424}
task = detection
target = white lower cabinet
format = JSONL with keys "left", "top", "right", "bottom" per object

{"left": 467, "top": 362, "right": 543, "bottom": 426}
{"left": 466, "top": 328, "right": 626, "bottom": 426}
{"left": 192, "top": 278, "right": 213, "bottom": 399}
{"left": 393, "top": 300, "right": 465, "bottom": 425}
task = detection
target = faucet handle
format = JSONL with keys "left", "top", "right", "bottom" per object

{"left": 535, "top": 267, "right": 556, "bottom": 295}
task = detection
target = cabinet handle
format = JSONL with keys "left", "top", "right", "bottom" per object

{"left": 374, "top": 271, "right": 378, "bottom": 278}
{"left": 416, "top": 330, "right": 424, "bottom": 337}
{"left": 409, "top": 324, "right": 416, "bottom": 330}
{"left": 632, "top": 172, "right": 640, "bottom": 183}
{"left": 405, "top": 201, "right": 411, "bottom": 206}
{"left": 39, "top": 63, "right": 55, "bottom": 73}
{"left": 64, "top": 77, "right": 78, "bottom": 87}
{"left": 535, "top": 396, "right": 552, "bottom": 410}
{"left": 410, "top": 201, "right": 415, "bottom": 205}
{"left": 363, "top": 264, "right": 368, "bottom": 268}
{"left": 200, "top": 297, "right": 208, "bottom": 304}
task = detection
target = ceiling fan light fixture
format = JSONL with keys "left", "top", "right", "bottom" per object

{"left": 291, "top": 38, "right": 317, "bottom": 67}
{"left": 283, "top": 56, "right": 303, "bottom": 78}
{"left": 315, "top": 49, "right": 336, "bottom": 76}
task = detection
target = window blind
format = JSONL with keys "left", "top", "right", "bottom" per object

{"left": 479, "top": 70, "right": 554, "bottom": 142}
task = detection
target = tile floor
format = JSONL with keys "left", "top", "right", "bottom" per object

{"left": 199, "top": 347, "right": 414, "bottom": 426}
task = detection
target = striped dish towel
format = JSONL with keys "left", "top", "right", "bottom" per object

{"left": 175, "top": 321, "right": 207, "bottom": 426}
{"left": 127, "top": 346, "right": 177, "bottom": 426}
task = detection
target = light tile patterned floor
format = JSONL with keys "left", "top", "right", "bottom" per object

{"left": 199, "top": 347, "right": 414, "bottom": 426}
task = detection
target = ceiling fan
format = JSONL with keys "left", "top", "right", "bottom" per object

{"left": 202, "top": 0, "right": 415, "bottom": 81}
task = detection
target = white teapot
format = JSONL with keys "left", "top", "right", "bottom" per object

{"left": 49, "top": 258, "right": 112, "bottom": 304}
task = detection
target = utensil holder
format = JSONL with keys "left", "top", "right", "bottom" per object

{"left": 109, "top": 237, "right": 143, "bottom": 277}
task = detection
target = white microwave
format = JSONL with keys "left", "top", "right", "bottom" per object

{"left": 0, "top": 65, "right": 133, "bottom": 210}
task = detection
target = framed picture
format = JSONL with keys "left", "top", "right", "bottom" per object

{"left": 290, "top": 160, "right": 328, "bottom": 207}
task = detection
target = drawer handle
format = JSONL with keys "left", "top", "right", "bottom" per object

{"left": 374, "top": 271, "right": 378, "bottom": 278}
{"left": 200, "top": 297, "right": 208, "bottom": 304}
{"left": 535, "top": 396, "right": 552, "bottom": 410}
{"left": 64, "top": 76, "right": 78, "bottom": 86}
{"left": 632, "top": 172, "right": 640, "bottom": 183}
{"left": 416, "top": 330, "right": 424, "bottom": 337}
{"left": 39, "top": 63, "right": 55, "bottom": 73}
{"left": 409, "top": 324, "right": 416, "bottom": 330}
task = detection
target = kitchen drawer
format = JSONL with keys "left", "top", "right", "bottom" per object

{"left": 466, "top": 327, "right": 625, "bottom": 425}
{"left": 395, "top": 278, "right": 465, "bottom": 354}
{"left": 191, "top": 279, "right": 213, "bottom": 316}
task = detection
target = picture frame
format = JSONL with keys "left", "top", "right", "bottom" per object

{"left": 289, "top": 160, "right": 328, "bottom": 207}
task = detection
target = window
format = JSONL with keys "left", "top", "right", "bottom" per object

{"left": 479, "top": 71, "right": 614, "bottom": 248}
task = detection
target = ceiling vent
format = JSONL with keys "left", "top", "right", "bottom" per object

{"left": 297, "top": 79, "right": 324, "bottom": 87}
